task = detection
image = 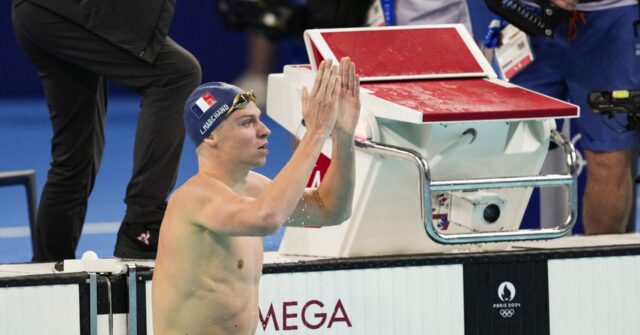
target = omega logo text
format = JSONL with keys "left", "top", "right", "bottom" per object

{"left": 259, "top": 299, "right": 352, "bottom": 331}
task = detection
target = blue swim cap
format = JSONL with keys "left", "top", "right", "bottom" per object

{"left": 183, "top": 82, "right": 245, "bottom": 147}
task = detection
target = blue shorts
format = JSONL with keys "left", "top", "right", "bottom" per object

{"left": 510, "top": 6, "right": 640, "bottom": 151}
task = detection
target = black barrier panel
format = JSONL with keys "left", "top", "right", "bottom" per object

{"left": 463, "top": 260, "right": 549, "bottom": 335}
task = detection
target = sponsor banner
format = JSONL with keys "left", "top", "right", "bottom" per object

{"left": 258, "top": 265, "right": 465, "bottom": 334}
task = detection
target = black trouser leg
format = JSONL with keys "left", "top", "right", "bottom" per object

{"left": 12, "top": 25, "right": 108, "bottom": 261}
{"left": 123, "top": 38, "right": 202, "bottom": 223}
{"left": 34, "top": 77, "right": 107, "bottom": 262}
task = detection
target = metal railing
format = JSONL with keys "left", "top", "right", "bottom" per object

{"left": 354, "top": 129, "right": 578, "bottom": 244}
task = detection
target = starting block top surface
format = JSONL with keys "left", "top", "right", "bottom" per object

{"left": 305, "top": 25, "right": 495, "bottom": 81}
{"left": 302, "top": 25, "right": 579, "bottom": 122}
{"left": 362, "top": 78, "right": 579, "bottom": 122}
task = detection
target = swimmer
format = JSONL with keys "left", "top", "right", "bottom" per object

{"left": 152, "top": 57, "right": 360, "bottom": 335}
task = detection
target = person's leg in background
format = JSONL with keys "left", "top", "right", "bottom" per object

{"left": 13, "top": 2, "right": 202, "bottom": 260}
{"left": 509, "top": 5, "right": 640, "bottom": 235}
{"left": 582, "top": 149, "right": 633, "bottom": 234}
{"left": 115, "top": 37, "right": 202, "bottom": 258}
{"left": 12, "top": 2, "right": 107, "bottom": 261}
{"left": 562, "top": 6, "right": 639, "bottom": 234}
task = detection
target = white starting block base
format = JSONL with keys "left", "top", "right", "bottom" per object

{"left": 2, "top": 234, "right": 640, "bottom": 334}
{"left": 271, "top": 63, "right": 572, "bottom": 258}
{"left": 268, "top": 25, "right": 579, "bottom": 257}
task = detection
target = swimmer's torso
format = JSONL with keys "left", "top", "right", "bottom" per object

{"left": 153, "top": 174, "right": 266, "bottom": 335}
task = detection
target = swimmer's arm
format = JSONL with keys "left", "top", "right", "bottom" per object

{"left": 287, "top": 58, "right": 359, "bottom": 227}
{"left": 286, "top": 131, "right": 355, "bottom": 227}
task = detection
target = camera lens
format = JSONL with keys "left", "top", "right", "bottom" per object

{"left": 483, "top": 204, "right": 501, "bottom": 223}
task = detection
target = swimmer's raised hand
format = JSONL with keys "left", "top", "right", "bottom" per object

{"left": 335, "top": 57, "right": 361, "bottom": 136}
{"left": 301, "top": 59, "right": 341, "bottom": 138}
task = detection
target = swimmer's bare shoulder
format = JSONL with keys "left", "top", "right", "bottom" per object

{"left": 167, "top": 175, "right": 230, "bottom": 227}
{"left": 153, "top": 173, "right": 271, "bottom": 335}
{"left": 163, "top": 171, "right": 272, "bottom": 236}
{"left": 157, "top": 171, "right": 271, "bottom": 256}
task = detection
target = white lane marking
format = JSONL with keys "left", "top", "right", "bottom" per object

{"left": 0, "top": 222, "right": 120, "bottom": 238}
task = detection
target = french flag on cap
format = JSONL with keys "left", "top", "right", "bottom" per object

{"left": 191, "top": 92, "right": 217, "bottom": 119}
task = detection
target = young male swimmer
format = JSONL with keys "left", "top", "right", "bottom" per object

{"left": 152, "top": 58, "right": 360, "bottom": 335}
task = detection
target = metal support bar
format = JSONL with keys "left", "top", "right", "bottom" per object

{"left": 355, "top": 129, "right": 578, "bottom": 244}
{"left": 89, "top": 273, "right": 98, "bottom": 335}
{"left": 430, "top": 174, "right": 573, "bottom": 192}
{"left": 106, "top": 277, "right": 114, "bottom": 335}
{"left": 127, "top": 265, "right": 138, "bottom": 335}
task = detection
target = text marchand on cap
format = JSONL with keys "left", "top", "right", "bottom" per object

{"left": 200, "top": 104, "right": 230, "bottom": 135}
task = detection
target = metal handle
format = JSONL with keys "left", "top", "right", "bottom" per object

{"left": 127, "top": 265, "right": 138, "bottom": 335}
{"left": 354, "top": 129, "right": 578, "bottom": 244}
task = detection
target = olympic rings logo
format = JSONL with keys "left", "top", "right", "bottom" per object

{"left": 499, "top": 309, "right": 515, "bottom": 318}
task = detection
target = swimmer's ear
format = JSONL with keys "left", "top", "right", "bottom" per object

{"left": 203, "top": 135, "right": 216, "bottom": 147}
